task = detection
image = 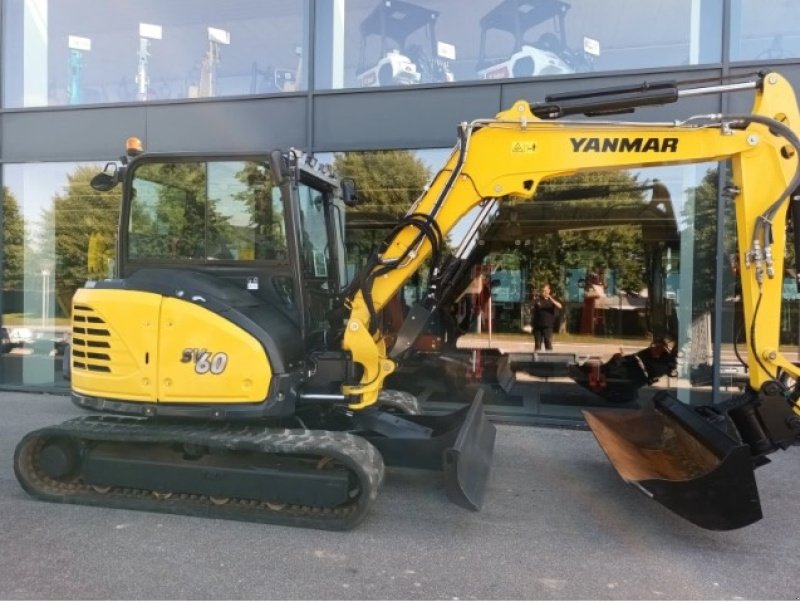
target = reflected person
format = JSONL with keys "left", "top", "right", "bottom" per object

{"left": 532, "top": 284, "right": 562, "bottom": 351}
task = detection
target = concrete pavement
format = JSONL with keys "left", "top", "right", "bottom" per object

{"left": 1, "top": 391, "right": 798, "bottom": 600}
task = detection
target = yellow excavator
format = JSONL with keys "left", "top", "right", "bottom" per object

{"left": 15, "top": 71, "right": 800, "bottom": 531}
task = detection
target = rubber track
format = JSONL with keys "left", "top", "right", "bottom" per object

{"left": 14, "top": 415, "right": 385, "bottom": 531}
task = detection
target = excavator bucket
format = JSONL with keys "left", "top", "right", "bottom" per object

{"left": 583, "top": 392, "right": 762, "bottom": 530}
{"left": 365, "top": 393, "right": 496, "bottom": 510}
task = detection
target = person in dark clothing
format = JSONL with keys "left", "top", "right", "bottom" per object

{"left": 532, "top": 284, "right": 562, "bottom": 351}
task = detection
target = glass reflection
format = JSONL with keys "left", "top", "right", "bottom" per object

{"left": 315, "top": 0, "right": 722, "bottom": 90}
{"left": 730, "top": 0, "right": 800, "bottom": 61}
{"left": 320, "top": 149, "right": 736, "bottom": 419}
{"left": 3, "top": 0, "right": 308, "bottom": 108}
{"left": 355, "top": 1, "right": 455, "bottom": 86}
{"left": 476, "top": 0, "right": 596, "bottom": 79}
{"left": 129, "top": 160, "right": 287, "bottom": 262}
{"left": 2, "top": 163, "right": 119, "bottom": 387}
{"left": 4, "top": 148, "right": 787, "bottom": 415}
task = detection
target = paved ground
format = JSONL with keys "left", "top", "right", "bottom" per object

{"left": 1, "top": 391, "right": 798, "bottom": 600}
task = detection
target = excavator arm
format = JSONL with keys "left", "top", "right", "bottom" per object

{"left": 343, "top": 72, "right": 800, "bottom": 529}
{"left": 344, "top": 71, "right": 800, "bottom": 408}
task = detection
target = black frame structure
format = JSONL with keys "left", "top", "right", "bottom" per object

{"left": 2, "top": 0, "right": 800, "bottom": 411}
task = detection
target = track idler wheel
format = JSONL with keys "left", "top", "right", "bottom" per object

{"left": 38, "top": 438, "right": 81, "bottom": 480}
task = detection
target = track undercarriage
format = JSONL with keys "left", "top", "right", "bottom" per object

{"left": 14, "top": 392, "right": 495, "bottom": 530}
{"left": 15, "top": 415, "right": 384, "bottom": 530}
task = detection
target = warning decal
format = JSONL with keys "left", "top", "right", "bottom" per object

{"left": 511, "top": 141, "right": 536, "bottom": 153}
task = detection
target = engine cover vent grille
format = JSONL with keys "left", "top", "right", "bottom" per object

{"left": 72, "top": 305, "right": 112, "bottom": 373}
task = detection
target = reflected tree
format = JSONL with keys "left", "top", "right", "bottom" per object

{"left": 333, "top": 151, "right": 431, "bottom": 270}
{"left": 334, "top": 150, "right": 430, "bottom": 211}
{"left": 130, "top": 162, "right": 209, "bottom": 258}
{"left": 129, "top": 162, "right": 241, "bottom": 259}
{"left": 232, "top": 162, "right": 287, "bottom": 259}
{"left": 37, "top": 166, "right": 120, "bottom": 316}
{"left": 2, "top": 187, "right": 25, "bottom": 291}
{"left": 682, "top": 167, "right": 729, "bottom": 310}
{"left": 528, "top": 170, "right": 650, "bottom": 297}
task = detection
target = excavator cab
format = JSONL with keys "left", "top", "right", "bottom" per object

{"left": 15, "top": 141, "right": 495, "bottom": 529}
{"left": 356, "top": 0, "right": 456, "bottom": 87}
{"left": 63, "top": 148, "right": 355, "bottom": 416}
{"left": 476, "top": 0, "right": 597, "bottom": 79}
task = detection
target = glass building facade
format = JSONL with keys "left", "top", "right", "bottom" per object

{"left": 2, "top": 0, "right": 800, "bottom": 423}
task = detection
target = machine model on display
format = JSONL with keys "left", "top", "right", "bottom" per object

{"left": 67, "top": 35, "right": 91, "bottom": 105}
{"left": 356, "top": 0, "right": 456, "bottom": 87}
{"left": 193, "top": 26, "right": 231, "bottom": 98}
{"left": 135, "top": 23, "right": 162, "bottom": 101}
{"left": 477, "top": 0, "right": 597, "bottom": 79}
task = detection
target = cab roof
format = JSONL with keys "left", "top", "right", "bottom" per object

{"left": 360, "top": 0, "right": 439, "bottom": 45}
{"left": 479, "top": 0, "right": 570, "bottom": 34}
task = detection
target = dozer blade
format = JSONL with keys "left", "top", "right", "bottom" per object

{"left": 442, "top": 395, "right": 496, "bottom": 510}
{"left": 583, "top": 392, "right": 762, "bottom": 531}
{"left": 364, "top": 393, "right": 496, "bottom": 510}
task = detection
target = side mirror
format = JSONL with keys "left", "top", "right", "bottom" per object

{"left": 268, "top": 149, "right": 290, "bottom": 185}
{"left": 340, "top": 177, "right": 359, "bottom": 207}
{"left": 90, "top": 162, "right": 121, "bottom": 192}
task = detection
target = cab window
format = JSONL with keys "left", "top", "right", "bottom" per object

{"left": 128, "top": 160, "right": 288, "bottom": 262}
{"left": 296, "top": 183, "right": 330, "bottom": 277}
